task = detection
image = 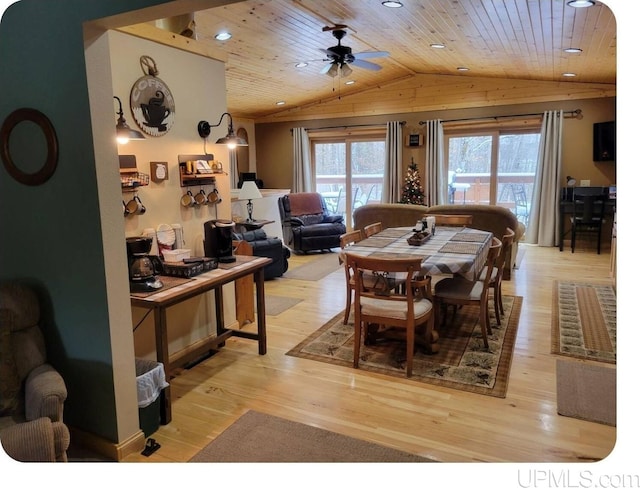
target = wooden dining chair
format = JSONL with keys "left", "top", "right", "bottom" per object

{"left": 339, "top": 230, "right": 364, "bottom": 324}
{"left": 345, "top": 253, "right": 435, "bottom": 377}
{"left": 479, "top": 227, "right": 515, "bottom": 326}
{"left": 363, "top": 221, "right": 383, "bottom": 238}
{"left": 432, "top": 214, "right": 473, "bottom": 227}
{"left": 433, "top": 237, "right": 502, "bottom": 348}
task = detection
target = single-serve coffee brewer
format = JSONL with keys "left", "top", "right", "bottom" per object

{"left": 126, "top": 236, "right": 164, "bottom": 292}
{"left": 203, "top": 219, "right": 236, "bottom": 263}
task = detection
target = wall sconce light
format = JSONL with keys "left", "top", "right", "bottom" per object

{"left": 197, "top": 112, "right": 248, "bottom": 149}
{"left": 113, "top": 96, "right": 144, "bottom": 144}
{"left": 237, "top": 180, "right": 263, "bottom": 222}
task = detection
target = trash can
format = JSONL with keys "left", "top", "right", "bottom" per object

{"left": 135, "top": 358, "right": 169, "bottom": 438}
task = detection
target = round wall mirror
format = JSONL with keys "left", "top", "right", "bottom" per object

{"left": 0, "top": 108, "right": 58, "bottom": 186}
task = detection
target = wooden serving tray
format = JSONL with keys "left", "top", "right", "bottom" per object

{"left": 407, "top": 232, "right": 431, "bottom": 246}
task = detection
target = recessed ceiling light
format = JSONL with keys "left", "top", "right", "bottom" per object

{"left": 564, "top": 47, "right": 583, "bottom": 53}
{"left": 215, "top": 32, "right": 232, "bottom": 41}
{"left": 562, "top": 72, "right": 577, "bottom": 77}
{"left": 382, "top": 1, "right": 404, "bottom": 7}
{"left": 295, "top": 62, "right": 308, "bottom": 68}
{"left": 345, "top": 80, "right": 356, "bottom": 85}
{"left": 275, "top": 101, "right": 286, "bottom": 106}
{"left": 430, "top": 43, "right": 446, "bottom": 49}
{"left": 567, "top": 0, "right": 595, "bottom": 7}
{"left": 457, "top": 67, "right": 470, "bottom": 71}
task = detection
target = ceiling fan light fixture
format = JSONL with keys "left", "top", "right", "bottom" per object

{"left": 382, "top": 1, "right": 404, "bottom": 7}
{"left": 567, "top": 0, "right": 595, "bottom": 7}
{"left": 340, "top": 63, "right": 353, "bottom": 77}
{"left": 326, "top": 63, "right": 339, "bottom": 77}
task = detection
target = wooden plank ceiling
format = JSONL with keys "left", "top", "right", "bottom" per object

{"left": 132, "top": 0, "right": 617, "bottom": 122}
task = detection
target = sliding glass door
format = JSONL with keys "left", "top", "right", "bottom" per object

{"left": 312, "top": 134, "right": 385, "bottom": 228}
{"left": 445, "top": 129, "right": 540, "bottom": 226}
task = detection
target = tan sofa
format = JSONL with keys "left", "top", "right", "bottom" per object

{"left": 424, "top": 204, "right": 524, "bottom": 280}
{"left": 353, "top": 203, "right": 430, "bottom": 232}
{"left": 353, "top": 203, "right": 523, "bottom": 280}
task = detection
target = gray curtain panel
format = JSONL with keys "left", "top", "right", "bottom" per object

{"left": 382, "top": 121, "right": 403, "bottom": 203}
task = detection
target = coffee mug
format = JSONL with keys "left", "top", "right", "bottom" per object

{"left": 180, "top": 190, "right": 196, "bottom": 207}
{"left": 125, "top": 195, "right": 145, "bottom": 215}
{"left": 194, "top": 189, "right": 207, "bottom": 206}
{"left": 207, "top": 188, "right": 220, "bottom": 204}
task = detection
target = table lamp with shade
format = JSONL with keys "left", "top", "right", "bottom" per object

{"left": 238, "top": 181, "right": 262, "bottom": 222}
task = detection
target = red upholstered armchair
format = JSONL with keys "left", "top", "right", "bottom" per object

{"left": 278, "top": 192, "right": 346, "bottom": 253}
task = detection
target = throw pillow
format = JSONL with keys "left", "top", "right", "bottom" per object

{"left": 0, "top": 314, "right": 21, "bottom": 416}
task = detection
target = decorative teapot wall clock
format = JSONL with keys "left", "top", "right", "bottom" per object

{"left": 130, "top": 55, "right": 175, "bottom": 137}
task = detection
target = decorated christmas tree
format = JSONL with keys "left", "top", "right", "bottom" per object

{"left": 400, "top": 158, "right": 425, "bottom": 204}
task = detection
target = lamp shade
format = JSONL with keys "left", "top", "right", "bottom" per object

{"left": 114, "top": 96, "right": 144, "bottom": 144}
{"left": 238, "top": 180, "right": 262, "bottom": 201}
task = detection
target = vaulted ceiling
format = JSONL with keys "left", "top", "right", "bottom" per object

{"left": 122, "top": 0, "right": 617, "bottom": 123}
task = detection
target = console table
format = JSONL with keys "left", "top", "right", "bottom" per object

{"left": 130, "top": 255, "right": 272, "bottom": 424}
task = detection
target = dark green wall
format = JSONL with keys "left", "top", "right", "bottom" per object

{"left": 0, "top": 0, "right": 173, "bottom": 442}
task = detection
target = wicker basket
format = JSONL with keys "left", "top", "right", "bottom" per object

{"left": 120, "top": 172, "right": 150, "bottom": 188}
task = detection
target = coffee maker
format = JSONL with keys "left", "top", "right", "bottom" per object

{"left": 203, "top": 219, "right": 236, "bottom": 263}
{"left": 126, "top": 236, "right": 164, "bottom": 292}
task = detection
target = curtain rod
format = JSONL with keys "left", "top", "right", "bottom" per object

{"left": 291, "top": 121, "right": 405, "bottom": 133}
{"left": 419, "top": 109, "right": 582, "bottom": 125}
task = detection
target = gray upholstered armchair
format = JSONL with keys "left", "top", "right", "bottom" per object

{"left": 0, "top": 282, "right": 70, "bottom": 462}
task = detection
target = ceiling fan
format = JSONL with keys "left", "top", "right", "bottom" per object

{"left": 319, "top": 26, "right": 389, "bottom": 78}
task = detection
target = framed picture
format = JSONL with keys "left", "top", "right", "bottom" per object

{"left": 150, "top": 161, "right": 168, "bottom": 182}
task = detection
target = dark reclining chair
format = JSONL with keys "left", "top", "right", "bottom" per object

{"left": 278, "top": 192, "right": 346, "bottom": 253}
{"left": 232, "top": 229, "right": 290, "bottom": 279}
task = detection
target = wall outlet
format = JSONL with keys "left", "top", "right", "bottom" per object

{"left": 580, "top": 179, "right": 591, "bottom": 186}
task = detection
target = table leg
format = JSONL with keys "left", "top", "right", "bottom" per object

{"left": 559, "top": 212, "right": 565, "bottom": 251}
{"left": 254, "top": 267, "right": 267, "bottom": 355}
{"left": 154, "top": 307, "right": 171, "bottom": 424}
{"left": 214, "top": 286, "right": 226, "bottom": 347}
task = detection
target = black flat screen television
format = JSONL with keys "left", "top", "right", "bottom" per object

{"left": 593, "top": 121, "right": 615, "bottom": 162}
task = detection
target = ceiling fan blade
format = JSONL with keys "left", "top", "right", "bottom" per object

{"left": 354, "top": 51, "right": 390, "bottom": 59}
{"left": 350, "top": 59, "right": 383, "bottom": 71}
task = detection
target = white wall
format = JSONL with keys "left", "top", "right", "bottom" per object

{"left": 108, "top": 30, "right": 237, "bottom": 359}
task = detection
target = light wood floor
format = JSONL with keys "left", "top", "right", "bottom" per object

{"left": 120, "top": 242, "right": 617, "bottom": 464}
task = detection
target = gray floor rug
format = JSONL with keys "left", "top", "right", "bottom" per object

{"left": 556, "top": 359, "right": 616, "bottom": 426}
{"left": 283, "top": 251, "right": 342, "bottom": 281}
{"left": 189, "top": 410, "right": 431, "bottom": 462}
{"left": 263, "top": 295, "right": 303, "bottom": 315}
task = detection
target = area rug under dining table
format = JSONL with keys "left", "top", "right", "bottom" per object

{"left": 287, "top": 295, "right": 522, "bottom": 398}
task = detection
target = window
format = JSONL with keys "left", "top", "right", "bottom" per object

{"left": 311, "top": 130, "right": 385, "bottom": 228}
{"left": 445, "top": 126, "right": 541, "bottom": 226}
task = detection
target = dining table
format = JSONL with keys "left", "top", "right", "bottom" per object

{"left": 342, "top": 225, "right": 493, "bottom": 353}
{"left": 344, "top": 225, "right": 493, "bottom": 281}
